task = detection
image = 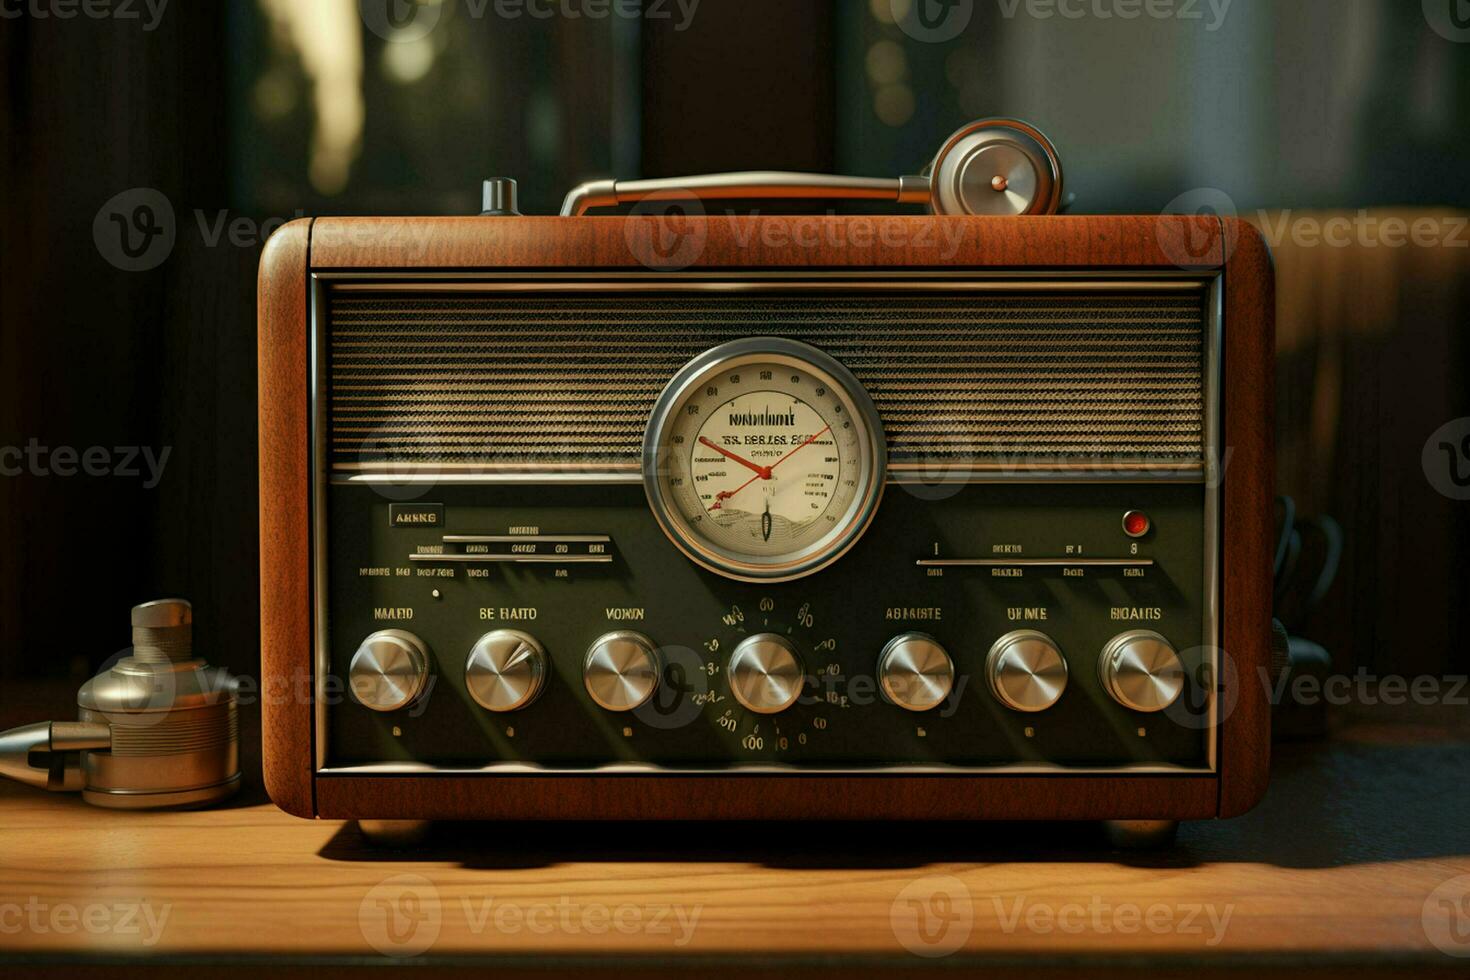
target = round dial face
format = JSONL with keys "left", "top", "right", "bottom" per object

{"left": 644, "top": 339, "right": 885, "bottom": 581}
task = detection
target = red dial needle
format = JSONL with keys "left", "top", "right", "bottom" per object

{"left": 698, "top": 436, "right": 771, "bottom": 479}
{"left": 707, "top": 425, "right": 831, "bottom": 512}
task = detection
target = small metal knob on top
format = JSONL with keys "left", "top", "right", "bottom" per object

{"left": 727, "top": 633, "right": 805, "bottom": 714}
{"left": 986, "top": 630, "right": 1068, "bottom": 712}
{"left": 480, "top": 178, "right": 521, "bottom": 216}
{"left": 583, "top": 631, "right": 660, "bottom": 712}
{"left": 1098, "top": 630, "right": 1185, "bottom": 713}
{"left": 878, "top": 633, "right": 955, "bottom": 712}
{"left": 349, "top": 630, "right": 431, "bottom": 712}
{"left": 466, "top": 630, "right": 548, "bottom": 712}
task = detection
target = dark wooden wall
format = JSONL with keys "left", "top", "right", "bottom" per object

{"left": 1267, "top": 214, "right": 1470, "bottom": 678}
{"left": 641, "top": 0, "right": 835, "bottom": 176}
{"left": 0, "top": 4, "right": 258, "bottom": 682}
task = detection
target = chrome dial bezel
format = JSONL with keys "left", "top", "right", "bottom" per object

{"left": 642, "top": 337, "right": 886, "bottom": 582}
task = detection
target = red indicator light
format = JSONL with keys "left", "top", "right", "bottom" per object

{"left": 1122, "top": 511, "right": 1151, "bottom": 538}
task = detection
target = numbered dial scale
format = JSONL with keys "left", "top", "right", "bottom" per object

{"left": 643, "top": 338, "right": 887, "bottom": 581}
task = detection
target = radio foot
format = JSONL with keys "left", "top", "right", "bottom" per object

{"left": 357, "top": 819, "right": 432, "bottom": 848}
{"left": 1103, "top": 820, "right": 1179, "bottom": 850}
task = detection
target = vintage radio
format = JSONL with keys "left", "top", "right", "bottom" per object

{"left": 258, "top": 121, "right": 1274, "bottom": 840}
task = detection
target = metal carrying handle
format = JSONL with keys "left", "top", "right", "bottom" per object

{"left": 560, "top": 172, "right": 934, "bottom": 216}
{"left": 558, "top": 118, "right": 1065, "bottom": 218}
{"left": 0, "top": 721, "right": 112, "bottom": 793}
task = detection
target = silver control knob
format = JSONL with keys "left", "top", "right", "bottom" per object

{"left": 986, "top": 630, "right": 1068, "bottom": 712}
{"left": 466, "top": 629, "right": 548, "bottom": 712}
{"left": 1099, "top": 630, "right": 1185, "bottom": 713}
{"left": 583, "top": 631, "right": 660, "bottom": 712}
{"left": 728, "top": 633, "right": 805, "bottom": 714}
{"left": 878, "top": 633, "right": 955, "bottom": 712}
{"left": 349, "top": 630, "right": 431, "bottom": 712}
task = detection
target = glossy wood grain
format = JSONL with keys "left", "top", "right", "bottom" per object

{"left": 257, "top": 217, "right": 315, "bottom": 819}
{"left": 1218, "top": 219, "right": 1276, "bottom": 817}
{"left": 307, "top": 214, "right": 1223, "bottom": 270}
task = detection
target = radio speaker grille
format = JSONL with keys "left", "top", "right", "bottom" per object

{"left": 326, "top": 288, "right": 1208, "bottom": 470}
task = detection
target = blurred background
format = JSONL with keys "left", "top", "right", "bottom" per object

{"left": 0, "top": 0, "right": 1466, "bottom": 685}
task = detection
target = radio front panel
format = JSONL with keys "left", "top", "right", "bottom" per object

{"left": 322, "top": 481, "right": 1211, "bottom": 772}
{"left": 313, "top": 277, "right": 1219, "bottom": 776}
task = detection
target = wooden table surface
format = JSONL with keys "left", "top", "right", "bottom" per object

{"left": 1, "top": 683, "right": 1467, "bottom": 977}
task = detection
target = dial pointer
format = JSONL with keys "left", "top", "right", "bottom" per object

{"left": 699, "top": 436, "right": 772, "bottom": 479}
